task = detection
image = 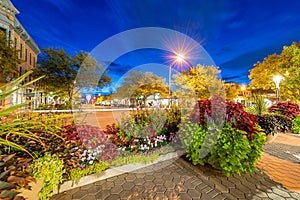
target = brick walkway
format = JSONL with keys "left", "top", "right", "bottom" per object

{"left": 257, "top": 133, "right": 300, "bottom": 194}
{"left": 52, "top": 133, "right": 300, "bottom": 200}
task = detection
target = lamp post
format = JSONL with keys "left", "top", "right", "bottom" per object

{"left": 273, "top": 75, "right": 282, "bottom": 102}
{"left": 169, "top": 53, "right": 185, "bottom": 107}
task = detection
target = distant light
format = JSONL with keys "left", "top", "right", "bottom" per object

{"left": 273, "top": 75, "right": 283, "bottom": 88}
{"left": 241, "top": 85, "right": 246, "bottom": 91}
{"left": 176, "top": 53, "right": 185, "bottom": 63}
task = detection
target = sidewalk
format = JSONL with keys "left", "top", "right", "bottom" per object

{"left": 52, "top": 133, "right": 300, "bottom": 200}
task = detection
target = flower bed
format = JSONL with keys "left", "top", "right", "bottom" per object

{"left": 1, "top": 108, "right": 181, "bottom": 200}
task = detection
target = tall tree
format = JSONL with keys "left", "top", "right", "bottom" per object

{"left": 0, "top": 31, "right": 20, "bottom": 80}
{"left": 173, "top": 64, "right": 225, "bottom": 100}
{"left": 249, "top": 42, "right": 300, "bottom": 101}
{"left": 33, "top": 48, "right": 111, "bottom": 106}
{"left": 113, "top": 71, "right": 168, "bottom": 103}
{"left": 225, "top": 84, "right": 240, "bottom": 100}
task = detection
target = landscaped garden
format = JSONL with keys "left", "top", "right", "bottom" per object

{"left": 2, "top": 78, "right": 300, "bottom": 200}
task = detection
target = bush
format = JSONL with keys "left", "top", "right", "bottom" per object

{"left": 255, "top": 113, "right": 294, "bottom": 135}
{"left": 69, "top": 161, "right": 109, "bottom": 180}
{"left": 293, "top": 114, "right": 300, "bottom": 134}
{"left": 185, "top": 123, "right": 266, "bottom": 176}
{"left": 268, "top": 101, "right": 300, "bottom": 119}
{"left": 30, "top": 153, "right": 65, "bottom": 200}
{"left": 105, "top": 108, "right": 181, "bottom": 153}
{"left": 190, "top": 95, "right": 259, "bottom": 140}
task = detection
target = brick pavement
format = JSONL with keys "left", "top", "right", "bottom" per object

{"left": 52, "top": 133, "right": 300, "bottom": 200}
{"left": 257, "top": 133, "right": 300, "bottom": 194}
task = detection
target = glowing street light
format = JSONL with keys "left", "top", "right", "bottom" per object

{"left": 273, "top": 75, "right": 283, "bottom": 102}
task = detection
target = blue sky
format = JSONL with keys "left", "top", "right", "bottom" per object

{"left": 11, "top": 0, "right": 300, "bottom": 86}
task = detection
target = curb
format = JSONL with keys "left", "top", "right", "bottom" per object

{"left": 54, "top": 151, "right": 180, "bottom": 194}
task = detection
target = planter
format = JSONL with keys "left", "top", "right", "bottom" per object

{"left": 266, "top": 134, "right": 278, "bottom": 143}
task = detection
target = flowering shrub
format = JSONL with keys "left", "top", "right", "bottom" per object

{"left": 105, "top": 108, "right": 181, "bottom": 154}
{"left": 64, "top": 125, "right": 120, "bottom": 165}
{"left": 184, "top": 95, "right": 266, "bottom": 176}
{"left": 190, "top": 95, "right": 259, "bottom": 140}
{"left": 268, "top": 101, "right": 300, "bottom": 119}
{"left": 78, "top": 145, "right": 105, "bottom": 166}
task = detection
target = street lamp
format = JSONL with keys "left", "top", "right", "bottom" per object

{"left": 169, "top": 53, "right": 185, "bottom": 107}
{"left": 273, "top": 75, "right": 282, "bottom": 102}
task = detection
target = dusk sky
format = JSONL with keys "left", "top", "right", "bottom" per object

{"left": 11, "top": 0, "right": 300, "bottom": 87}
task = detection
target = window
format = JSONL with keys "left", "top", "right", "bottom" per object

{"left": 14, "top": 38, "right": 17, "bottom": 48}
{"left": 19, "top": 66, "right": 22, "bottom": 77}
{"left": 25, "top": 48, "right": 28, "bottom": 61}
{"left": 29, "top": 53, "right": 32, "bottom": 65}
{"left": 20, "top": 43, "right": 22, "bottom": 58}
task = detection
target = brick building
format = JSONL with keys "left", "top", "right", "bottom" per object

{"left": 0, "top": 0, "right": 41, "bottom": 108}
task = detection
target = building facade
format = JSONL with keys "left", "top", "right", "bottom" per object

{"left": 0, "top": 0, "right": 42, "bottom": 108}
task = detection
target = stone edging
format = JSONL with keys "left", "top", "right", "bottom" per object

{"left": 53, "top": 151, "right": 180, "bottom": 194}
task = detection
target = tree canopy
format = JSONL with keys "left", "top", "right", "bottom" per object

{"left": 173, "top": 64, "right": 225, "bottom": 100}
{"left": 0, "top": 31, "right": 20, "bottom": 80}
{"left": 249, "top": 42, "right": 300, "bottom": 101}
{"left": 33, "top": 47, "right": 111, "bottom": 106}
{"left": 113, "top": 71, "right": 168, "bottom": 101}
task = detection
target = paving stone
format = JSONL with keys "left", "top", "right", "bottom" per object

{"left": 122, "top": 182, "right": 135, "bottom": 190}
{"left": 81, "top": 195, "right": 96, "bottom": 200}
{"left": 178, "top": 193, "right": 191, "bottom": 199}
{"left": 267, "top": 192, "right": 285, "bottom": 200}
{"left": 101, "top": 181, "right": 115, "bottom": 190}
{"left": 235, "top": 183, "right": 252, "bottom": 194}
{"left": 195, "top": 183, "right": 208, "bottom": 191}
{"left": 72, "top": 190, "right": 87, "bottom": 199}
{"left": 125, "top": 173, "right": 137, "bottom": 182}
{"left": 164, "top": 190, "right": 179, "bottom": 199}
{"left": 272, "top": 188, "right": 292, "bottom": 198}
{"left": 95, "top": 190, "right": 110, "bottom": 199}
{"left": 153, "top": 185, "right": 167, "bottom": 193}
{"left": 105, "top": 194, "right": 120, "bottom": 200}
{"left": 164, "top": 180, "right": 175, "bottom": 189}
{"left": 207, "top": 189, "right": 221, "bottom": 198}
{"left": 153, "top": 177, "right": 164, "bottom": 185}
{"left": 85, "top": 185, "right": 99, "bottom": 195}
{"left": 110, "top": 185, "right": 123, "bottom": 194}
{"left": 221, "top": 179, "right": 235, "bottom": 188}
{"left": 187, "top": 189, "right": 201, "bottom": 198}
{"left": 144, "top": 175, "right": 155, "bottom": 181}
{"left": 133, "top": 177, "right": 145, "bottom": 186}
{"left": 143, "top": 181, "right": 156, "bottom": 190}
{"left": 290, "top": 192, "right": 300, "bottom": 199}
{"left": 119, "top": 190, "right": 133, "bottom": 198}
{"left": 229, "top": 188, "right": 245, "bottom": 199}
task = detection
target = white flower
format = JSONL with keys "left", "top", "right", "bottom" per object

{"left": 81, "top": 157, "right": 86, "bottom": 161}
{"left": 89, "top": 160, "right": 93, "bottom": 165}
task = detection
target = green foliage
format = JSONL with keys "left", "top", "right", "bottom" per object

{"left": 0, "top": 31, "right": 20, "bottom": 77}
{"left": 113, "top": 71, "right": 168, "bottom": 101}
{"left": 111, "top": 148, "right": 173, "bottom": 166}
{"left": 249, "top": 42, "right": 300, "bottom": 101}
{"left": 0, "top": 71, "right": 45, "bottom": 156}
{"left": 293, "top": 114, "right": 300, "bottom": 134}
{"left": 252, "top": 95, "right": 267, "bottom": 116}
{"left": 31, "top": 153, "right": 65, "bottom": 200}
{"left": 173, "top": 65, "right": 225, "bottom": 100}
{"left": 33, "top": 48, "right": 111, "bottom": 106}
{"left": 185, "top": 123, "right": 266, "bottom": 176}
{"left": 69, "top": 161, "right": 109, "bottom": 180}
